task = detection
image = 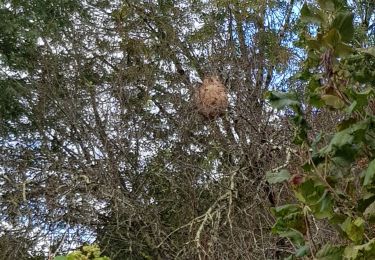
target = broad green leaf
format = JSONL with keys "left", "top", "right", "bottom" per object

{"left": 271, "top": 204, "right": 306, "bottom": 237}
{"left": 266, "top": 169, "right": 291, "bottom": 184}
{"left": 343, "top": 239, "right": 375, "bottom": 259}
{"left": 284, "top": 255, "right": 294, "bottom": 260}
{"left": 323, "top": 29, "right": 341, "bottom": 48}
{"left": 321, "top": 94, "right": 345, "bottom": 109}
{"left": 320, "top": 129, "right": 353, "bottom": 155}
{"left": 296, "top": 244, "right": 310, "bottom": 257}
{"left": 309, "top": 93, "right": 325, "bottom": 107}
{"left": 363, "top": 159, "right": 375, "bottom": 186}
{"left": 54, "top": 257, "right": 67, "bottom": 260}
{"left": 335, "top": 43, "right": 353, "bottom": 57}
{"left": 345, "top": 101, "right": 357, "bottom": 114}
{"left": 271, "top": 204, "right": 301, "bottom": 217}
{"left": 300, "top": 3, "right": 323, "bottom": 24}
{"left": 314, "top": 191, "right": 334, "bottom": 219}
{"left": 294, "top": 179, "right": 334, "bottom": 219}
{"left": 279, "top": 229, "right": 305, "bottom": 247}
{"left": 357, "top": 47, "right": 375, "bottom": 57}
{"left": 340, "top": 217, "right": 365, "bottom": 243}
{"left": 348, "top": 88, "right": 373, "bottom": 111}
{"left": 316, "top": 244, "right": 344, "bottom": 260}
{"left": 332, "top": 12, "right": 354, "bottom": 42}
{"left": 337, "top": 118, "right": 357, "bottom": 131}
{"left": 306, "top": 39, "right": 322, "bottom": 50}
{"left": 265, "top": 91, "right": 300, "bottom": 110}
{"left": 318, "top": 0, "right": 335, "bottom": 11}
{"left": 292, "top": 114, "right": 309, "bottom": 144}
{"left": 357, "top": 193, "right": 375, "bottom": 213}
{"left": 364, "top": 201, "right": 375, "bottom": 221}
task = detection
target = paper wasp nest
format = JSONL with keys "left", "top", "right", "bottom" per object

{"left": 195, "top": 76, "right": 228, "bottom": 118}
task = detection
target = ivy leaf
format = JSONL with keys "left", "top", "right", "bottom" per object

{"left": 316, "top": 244, "right": 344, "bottom": 260}
{"left": 332, "top": 12, "right": 354, "bottom": 42}
{"left": 266, "top": 169, "right": 291, "bottom": 184}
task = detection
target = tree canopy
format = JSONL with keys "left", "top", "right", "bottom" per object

{"left": 0, "top": 0, "right": 374, "bottom": 259}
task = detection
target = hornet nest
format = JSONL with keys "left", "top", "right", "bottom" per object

{"left": 194, "top": 76, "right": 228, "bottom": 118}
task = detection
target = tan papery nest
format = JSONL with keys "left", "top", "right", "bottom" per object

{"left": 194, "top": 76, "right": 228, "bottom": 118}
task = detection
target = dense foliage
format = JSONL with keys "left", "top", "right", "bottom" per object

{"left": 267, "top": 0, "right": 375, "bottom": 259}
{"left": 0, "top": 0, "right": 374, "bottom": 259}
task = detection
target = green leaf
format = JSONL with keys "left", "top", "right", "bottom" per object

{"left": 363, "top": 159, "right": 375, "bottom": 186}
{"left": 357, "top": 193, "right": 375, "bottom": 213}
{"left": 300, "top": 3, "right": 323, "bottom": 24}
{"left": 307, "top": 39, "right": 322, "bottom": 50}
{"left": 321, "top": 94, "right": 345, "bottom": 109}
{"left": 319, "top": 129, "right": 353, "bottom": 155}
{"left": 357, "top": 47, "right": 375, "bottom": 57}
{"left": 340, "top": 217, "right": 365, "bottom": 243}
{"left": 279, "top": 229, "right": 305, "bottom": 247}
{"left": 265, "top": 91, "right": 300, "bottom": 110}
{"left": 343, "top": 239, "right": 375, "bottom": 259}
{"left": 266, "top": 169, "right": 291, "bottom": 184}
{"left": 318, "top": 0, "right": 335, "bottom": 11}
{"left": 350, "top": 88, "right": 374, "bottom": 111}
{"left": 296, "top": 244, "right": 310, "bottom": 257}
{"left": 332, "top": 12, "right": 354, "bottom": 42}
{"left": 364, "top": 201, "right": 375, "bottom": 222}
{"left": 335, "top": 43, "right": 353, "bottom": 57}
{"left": 294, "top": 179, "right": 334, "bottom": 219}
{"left": 345, "top": 101, "right": 357, "bottom": 114}
{"left": 271, "top": 204, "right": 306, "bottom": 237}
{"left": 271, "top": 204, "right": 301, "bottom": 217}
{"left": 316, "top": 244, "right": 344, "bottom": 260}
{"left": 323, "top": 29, "right": 341, "bottom": 48}
{"left": 337, "top": 118, "right": 357, "bottom": 131}
{"left": 54, "top": 257, "right": 67, "bottom": 260}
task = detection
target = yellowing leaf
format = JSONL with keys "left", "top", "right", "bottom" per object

{"left": 321, "top": 94, "right": 345, "bottom": 109}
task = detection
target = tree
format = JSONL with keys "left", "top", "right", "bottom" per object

{"left": 3, "top": 0, "right": 372, "bottom": 259}
{"left": 267, "top": 0, "right": 375, "bottom": 259}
